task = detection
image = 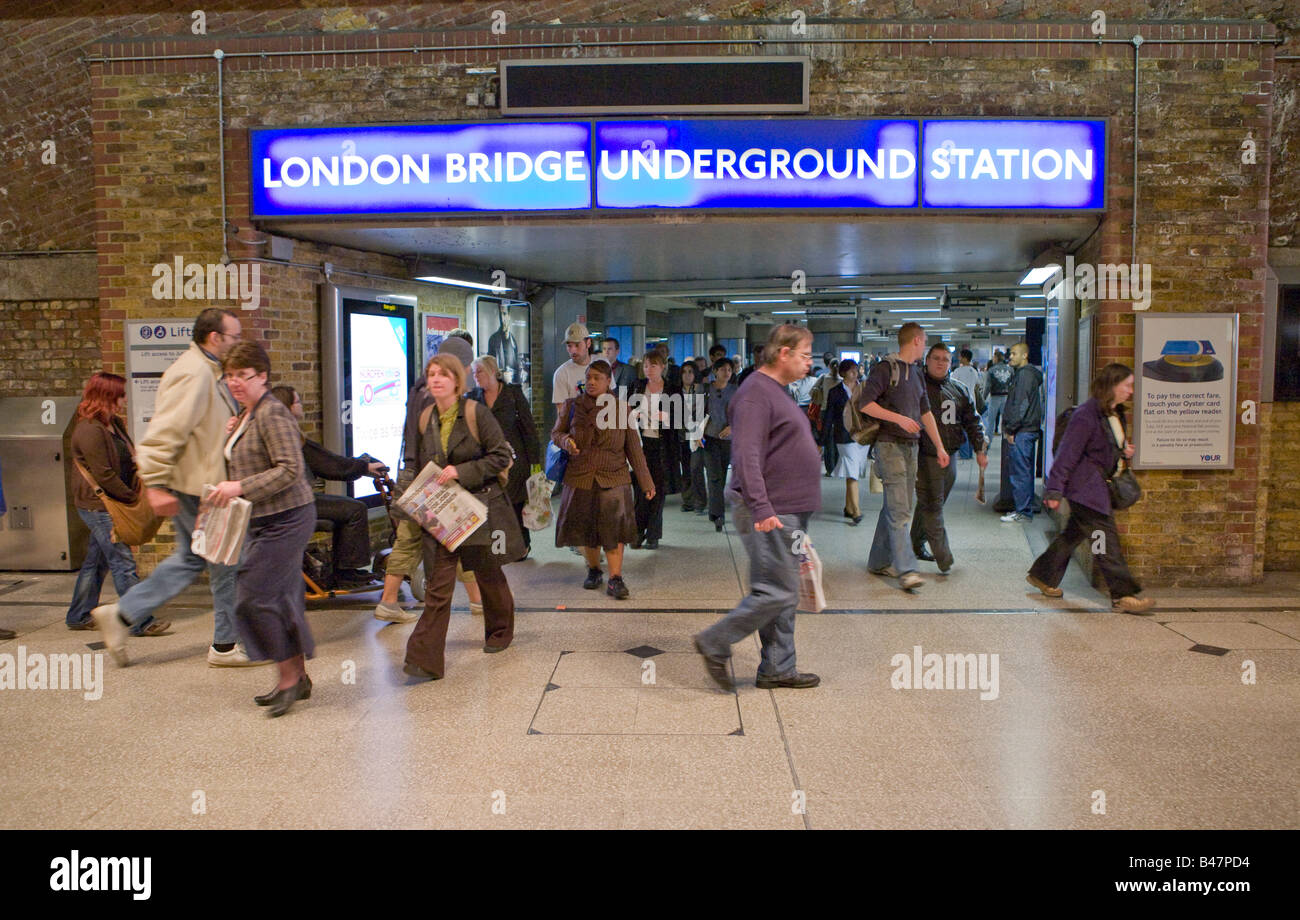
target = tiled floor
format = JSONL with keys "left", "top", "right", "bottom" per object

{"left": 2, "top": 444, "right": 1297, "bottom": 829}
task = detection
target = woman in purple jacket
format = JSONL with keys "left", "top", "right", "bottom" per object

{"left": 1025, "top": 363, "right": 1155, "bottom": 614}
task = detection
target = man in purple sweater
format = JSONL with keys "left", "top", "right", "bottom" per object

{"left": 693, "top": 325, "right": 822, "bottom": 691}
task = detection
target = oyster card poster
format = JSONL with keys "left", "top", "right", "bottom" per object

{"left": 1133, "top": 313, "right": 1238, "bottom": 470}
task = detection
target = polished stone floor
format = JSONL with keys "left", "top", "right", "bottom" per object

{"left": 2, "top": 443, "right": 1297, "bottom": 829}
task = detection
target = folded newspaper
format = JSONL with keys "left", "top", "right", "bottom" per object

{"left": 396, "top": 462, "right": 489, "bottom": 551}
{"left": 192, "top": 486, "right": 252, "bottom": 566}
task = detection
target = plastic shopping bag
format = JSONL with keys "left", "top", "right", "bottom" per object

{"left": 522, "top": 471, "right": 554, "bottom": 531}
{"left": 796, "top": 541, "right": 827, "bottom": 613}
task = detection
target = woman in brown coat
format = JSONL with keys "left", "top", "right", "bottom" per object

{"left": 552, "top": 360, "right": 655, "bottom": 600}
{"left": 67, "top": 372, "right": 165, "bottom": 633}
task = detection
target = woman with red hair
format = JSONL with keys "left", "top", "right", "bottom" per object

{"left": 66, "top": 372, "right": 168, "bottom": 635}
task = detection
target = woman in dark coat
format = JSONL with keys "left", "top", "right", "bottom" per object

{"left": 399, "top": 354, "right": 520, "bottom": 680}
{"left": 677, "top": 362, "right": 708, "bottom": 513}
{"left": 67, "top": 372, "right": 159, "bottom": 633}
{"left": 552, "top": 360, "right": 655, "bottom": 600}
{"left": 1026, "top": 362, "right": 1155, "bottom": 614}
{"left": 826, "top": 359, "right": 868, "bottom": 525}
{"left": 631, "top": 350, "right": 680, "bottom": 549}
{"left": 468, "top": 355, "right": 540, "bottom": 554}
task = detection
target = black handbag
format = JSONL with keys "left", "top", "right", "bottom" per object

{"left": 1103, "top": 411, "right": 1142, "bottom": 510}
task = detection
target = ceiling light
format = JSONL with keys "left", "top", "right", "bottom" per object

{"left": 1019, "top": 245, "right": 1067, "bottom": 286}
{"left": 730, "top": 298, "right": 792, "bottom": 304}
{"left": 869, "top": 295, "right": 936, "bottom": 302}
{"left": 887, "top": 307, "right": 942, "bottom": 314}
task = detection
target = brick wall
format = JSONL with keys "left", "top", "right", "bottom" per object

{"left": 0, "top": 300, "right": 101, "bottom": 397}
{"left": 1, "top": 5, "right": 1295, "bottom": 581}
{"left": 1264, "top": 401, "right": 1300, "bottom": 569}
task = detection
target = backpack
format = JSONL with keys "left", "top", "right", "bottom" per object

{"left": 844, "top": 358, "right": 903, "bottom": 447}
{"left": 1052, "top": 406, "right": 1078, "bottom": 456}
{"left": 418, "top": 398, "right": 513, "bottom": 488}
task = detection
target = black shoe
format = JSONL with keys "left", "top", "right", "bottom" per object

{"left": 631, "top": 534, "right": 645, "bottom": 549}
{"left": 583, "top": 567, "right": 604, "bottom": 590}
{"left": 843, "top": 509, "right": 854, "bottom": 519}
{"left": 850, "top": 515, "right": 863, "bottom": 526}
{"left": 67, "top": 619, "right": 97, "bottom": 631}
{"left": 916, "top": 548, "right": 935, "bottom": 562}
{"left": 256, "top": 674, "right": 312, "bottom": 706}
{"left": 0, "top": 627, "right": 15, "bottom": 640}
{"left": 693, "top": 637, "right": 733, "bottom": 690}
{"left": 335, "top": 570, "right": 379, "bottom": 587}
{"left": 607, "top": 575, "right": 629, "bottom": 600}
{"left": 756, "top": 671, "right": 821, "bottom": 689}
{"left": 681, "top": 505, "right": 696, "bottom": 513}
{"left": 483, "top": 643, "right": 509, "bottom": 654}
{"left": 715, "top": 521, "right": 723, "bottom": 532}
{"left": 265, "top": 678, "right": 308, "bottom": 717}
{"left": 402, "top": 661, "right": 441, "bottom": 681}
{"left": 644, "top": 538, "right": 659, "bottom": 549}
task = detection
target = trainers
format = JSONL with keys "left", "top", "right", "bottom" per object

{"left": 1026, "top": 574, "right": 1063, "bottom": 598}
{"left": 131, "top": 619, "right": 172, "bottom": 637}
{"left": 898, "top": 571, "right": 923, "bottom": 590}
{"left": 207, "top": 643, "right": 271, "bottom": 668}
{"left": 469, "top": 602, "right": 484, "bottom": 616}
{"left": 606, "top": 575, "right": 630, "bottom": 600}
{"left": 1113, "top": 595, "right": 1156, "bottom": 615}
{"left": 91, "top": 603, "right": 129, "bottom": 667}
{"left": 755, "top": 671, "right": 821, "bottom": 690}
{"left": 869, "top": 565, "right": 898, "bottom": 577}
{"left": 583, "top": 567, "right": 604, "bottom": 590}
{"left": 374, "top": 601, "right": 418, "bottom": 624}
{"left": 1000, "top": 512, "right": 1029, "bottom": 523}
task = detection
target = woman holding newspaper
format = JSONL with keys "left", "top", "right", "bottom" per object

{"left": 398, "top": 354, "right": 518, "bottom": 681}
{"left": 206, "top": 342, "right": 317, "bottom": 717}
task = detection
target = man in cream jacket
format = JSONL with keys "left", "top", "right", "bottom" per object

{"left": 94, "top": 308, "right": 266, "bottom": 668}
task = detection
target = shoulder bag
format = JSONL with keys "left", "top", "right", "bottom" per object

{"left": 1103, "top": 412, "right": 1142, "bottom": 510}
{"left": 74, "top": 433, "right": 161, "bottom": 546}
{"left": 545, "top": 399, "right": 577, "bottom": 482}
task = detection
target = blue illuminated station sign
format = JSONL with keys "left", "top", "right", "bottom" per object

{"left": 249, "top": 118, "right": 1105, "bottom": 217}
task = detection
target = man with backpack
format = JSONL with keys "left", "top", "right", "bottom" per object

{"left": 983, "top": 350, "right": 1014, "bottom": 435}
{"left": 854, "top": 323, "right": 949, "bottom": 591}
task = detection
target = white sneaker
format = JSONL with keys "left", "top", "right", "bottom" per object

{"left": 207, "top": 643, "right": 271, "bottom": 667}
{"left": 898, "top": 572, "right": 924, "bottom": 590}
{"left": 1000, "top": 512, "right": 1028, "bottom": 523}
{"left": 469, "top": 602, "right": 484, "bottom": 617}
{"left": 91, "top": 603, "right": 129, "bottom": 667}
{"left": 374, "top": 601, "right": 418, "bottom": 624}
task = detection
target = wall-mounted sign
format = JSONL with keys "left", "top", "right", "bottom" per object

{"left": 250, "top": 123, "right": 592, "bottom": 217}
{"left": 921, "top": 119, "right": 1106, "bottom": 209}
{"left": 124, "top": 321, "right": 195, "bottom": 444}
{"left": 594, "top": 119, "right": 918, "bottom": 208}
{"left": 251, "top": 118, "right": 1106, "bottom": 216}
{"left": 1133, "top": 313, "right": 1238, "bottom": 470}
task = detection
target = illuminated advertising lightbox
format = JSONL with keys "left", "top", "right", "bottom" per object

{"left": 921, "top": 119, "right": 1106, "bottom": 209}
{"left": 343, "top": 302, "right": 415, "bottom": 501}
{"left": 251, "top": 123, "right": 592, "bottom": 217}
{"left": 593, "top": 119, "right": 919, "bottom": 208}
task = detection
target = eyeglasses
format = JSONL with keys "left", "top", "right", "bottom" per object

{"left": 223, "top": 371, "right": 260, "bottom": 383}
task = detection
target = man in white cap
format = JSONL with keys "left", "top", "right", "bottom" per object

{"left": 552, "top": 322, "right": 592, "bottom": 415}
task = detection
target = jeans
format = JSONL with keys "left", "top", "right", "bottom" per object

{"left": 910, "top": 454, "right": 957, "bottom": 569}
{"left": 1008, "top": 430, "right": 1040, "bottom": 518}
{"left": 1029, "top": 502, "right": 1142, "bottom": 600}
{"left": 67, "top": 508, "right": 140, "bottom": 628}
{"left": 703, "top": 438, "right": 732, "bottom": 523}
{"left": 695, "top": 499, "right": 807, "bottom": 679}
{"left": 984, "top": 394, "right": 1007, "bottom": 435}
{"left": 867, "top": 440, "right": 919, "bottom": 575}
{"left": 117, "top": 491, "right": 239, "bottom": 645}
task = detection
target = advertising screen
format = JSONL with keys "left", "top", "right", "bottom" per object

{"left": 344, "top": 302, "right": 415, "bottom": 501}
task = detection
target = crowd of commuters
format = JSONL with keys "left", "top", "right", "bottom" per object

{"left": 32, "top": 308, "right": 1152, "bottom": 708}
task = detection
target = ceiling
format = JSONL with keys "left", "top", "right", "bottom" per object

{"left": 263, "top": 212, "right": 1097, "bottom": 336}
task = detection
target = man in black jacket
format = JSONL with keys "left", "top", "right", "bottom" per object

{"left": 272, "top": 386, "right": 385, "bottom": 587}
{"left": 1000, "top": 342, "right": 1045, "bottom": 523}
{"left": 911, "top": 344, "right": 988, "bottom": 572}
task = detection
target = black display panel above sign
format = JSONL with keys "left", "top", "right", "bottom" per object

{"left": 500, "top": 57, "right": 809, "bottom": 115}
